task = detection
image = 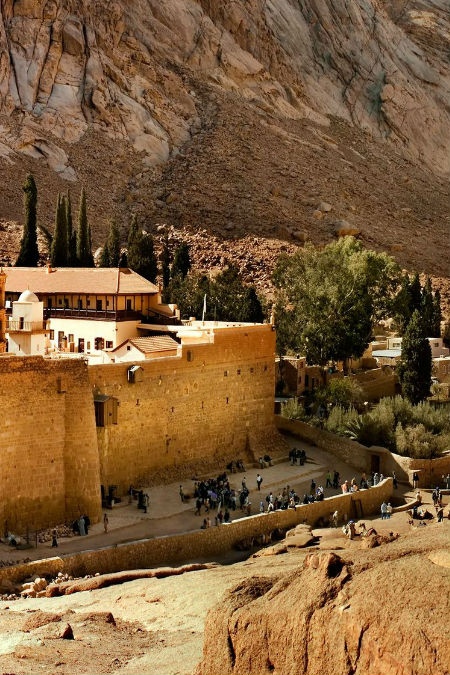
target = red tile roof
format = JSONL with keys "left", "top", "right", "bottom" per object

{"left": 4, "top": 267, "right": 159, "bottom": 295}
{"left": 114, "top": 336, "right": 179, "bottom": 354}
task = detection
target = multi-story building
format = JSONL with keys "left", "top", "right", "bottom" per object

{"left": 4, "top": 265, "right": 178, "bottom": 355}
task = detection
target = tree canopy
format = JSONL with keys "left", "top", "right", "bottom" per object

{"left": 273, "top": 237, "right": 401, "bottom": 365}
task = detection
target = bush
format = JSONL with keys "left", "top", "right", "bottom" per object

{"left": 280, "top": 398, "right": 309, "bottom": 421}
{"left": 315, "top": 378, "right": 363, "bottom": 410}
{"left": 325, "top": 406, "right": 359, "bottom": 435}
{"left": 395, "top": 423, "right": 448, "bottom": 459}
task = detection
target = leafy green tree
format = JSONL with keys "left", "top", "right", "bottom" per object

{"left": 16, "top": 173, "right": 39, "bottom": 266}
{"left": 397, "top": 310, "right": 432, "bottom": 404}
{"left": 169, "top": 272, "right": 211, "bottom": 319}
{"left": 392, "top": 274, "right": 413, "bottom": 334}
{"left": 273, "top": 237, "right": 400, "bottom": 366}
{"left": 76, "top": 189, "right": 94, "bottom": 266}
{"left": 208, "top": 265, "right": 264, "bottom": 322}
{"left": 315, "top": 378, "right": 363, "bottom": 410}
{"left": 171, "top": 242, "right": 191, "bottom": 279}
{"left": 50, "top": 194, "right": 68, "bottom": 266}
{"left": 106, "top": 220, "right": 121, "bottom": 267}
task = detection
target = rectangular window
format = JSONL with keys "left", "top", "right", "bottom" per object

{"left": 94, "top": 398, "right": 118, "bottom": 427}
{"left": 106, "top": 341, "right": 113, "bottom": 349}
{"left": 237, "top": 369, "right": 241, "bottom": 375}
{"left": 96, "top": 299, "right": 103, "bottom": 311}
{"left": 68, "top": 334, "right": 74, "bottom": 343}
{"left": 305, "top": 374, "right": 309, "bottom": 386}
{"left": 95, "top": 337, "right": 105, "bottom": 350}
{"left": 187, "top": 350, "right": 193, "bottom": 362}
{"left": 50, "top": 330, "right": 55, "bottom": 340}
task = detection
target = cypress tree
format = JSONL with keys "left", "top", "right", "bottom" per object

{"left": 409, "top": 273, "right": 422, "bottom": 315}
{"left": 132, "top": 233, "right": 158, "bottom": 283}
{"left": 397, "top": 310, "right": 432, "bottom": 405}
{"left": 76, "top": 189, "right": 94, "bottom": 266}
{"left": 16, "top": 173, "right": 39, "bottom": 266}
{"left": 432, "top": 289, "right": 442, "bottom": 338}
{"left": 127, "top": 215, "right": 142, "bottom": 272}
{"left": 162, "top": 234, "right": 171, "bottom": 289}
{"left": 66, "top": 191, "right": 77, "bottom": 265}
{"left": 420, "top": 278, "right": 435, "bottom": 337}
{"left": 99, "top": 239, "right": 110, "bottom": 267}
{"left": 50, "top": 194, "right": 68, "bottom": 266}
{"left": 393, "top": 274, "right": 412, "bottom": 334}
{"left": 171, "top": 242, "right": 191, "bottom": 279}
{"left": 119, "top": 250, "right": 128, "bottom": 267}
{"left": 107, "top": 220, "right": 121, "bottom": 267}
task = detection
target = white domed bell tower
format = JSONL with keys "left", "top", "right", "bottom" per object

{"left": 7, "top": 289, "right": 48, "bottom": 356}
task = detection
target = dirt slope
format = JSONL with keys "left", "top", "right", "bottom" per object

{"left": 0, "top": 0, "right": 449, "bottom": 277}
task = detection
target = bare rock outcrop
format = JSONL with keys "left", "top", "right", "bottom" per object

{"left": 197, "top": 528, "right": 450, "bottom": 675}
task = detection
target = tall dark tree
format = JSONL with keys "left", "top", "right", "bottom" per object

{"left": 76, "top": 189, "right": 94, "bottom": 266}
{"left": 50, "top": 194, "right": 68, "bottom": 266}
{"left": 66, "top": 191, "right": 77, "bottom": 265}
{"left": 171, "top": 242, "right": 191, "bottom": 279}
{"left": 99, "top": 239, "right": 110, "bottom": 267}
{"left": 127, "top": 214, "right": 139, "bottom": 251}
{"left": 420, "top": 278, "right": 435, "bottom": 337}
{"left": 208, "top": 265, "right": 264, "bottom": 322}
{"left": 16, "top": 173, "right": 39, "bottom": 266}
{"left": 409, "top": 273, "right": 422, "bottom": 315}
{"left": 107, "top": 220, "right": 121, "bottom": 267}
{"left": 119, "top": 250, "right": 128, "bottom": 267}
{"left": 432, "top": 289, "right": 442, "bottom": 338}
{"left": 161, "top": 234, "right": 171, "bottom": 303}
{"left": 397, "top": 310, "right": 432, "bottom": 405}
{"left": 393, "top": 274, "right": 412, "bottom": 334}
{"left": 127, "top": 217, "right": 158, "bottom": 282}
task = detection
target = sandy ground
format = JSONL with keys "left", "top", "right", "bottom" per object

{"left": 0, "top": 499, "right": 448, "bottom": 675}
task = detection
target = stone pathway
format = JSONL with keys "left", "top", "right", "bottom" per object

{"left": 0, "top": 435, "right": 388, "bottom": 564}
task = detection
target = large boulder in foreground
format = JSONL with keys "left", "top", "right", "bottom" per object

{"left": 196, "top": 525, "right": 450, "bottom": 675}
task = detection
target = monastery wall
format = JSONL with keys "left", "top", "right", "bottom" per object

{"left": 0, "top": 356, "right": 101, "bottom": 532}
{"left": 0, "top": 480, "right": 393, "bottom": 589}
{"left": 90, "top": 324, "right": 284, "bottom": 494}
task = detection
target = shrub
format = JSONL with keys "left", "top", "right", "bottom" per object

{"left": 280, "top": 398, "right": 309, "bottom": 421}
{"left": 325, "top": 406, "right": 359, "bottom": 435}
{"left": 395, "top": 423, "right": 448, "bottom": 459}
{"left": 315, "top": 378, "right": 363, "bottom": 410}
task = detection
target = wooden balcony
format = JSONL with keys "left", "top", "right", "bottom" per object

{"left": 7, "top": 320, "right": 48, "bottom": 333}
{"left": 43, "top": 308, "right": 141, "bottom": 321}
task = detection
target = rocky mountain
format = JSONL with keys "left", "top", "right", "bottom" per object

{"left": 0, "top": 0, "right": 449, "bottom": 276}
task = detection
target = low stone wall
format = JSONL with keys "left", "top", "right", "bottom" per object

{"left": 275, "top": 415, "right": 370, "bottom": 472}
{"left": 0, "top": 480, "right": 393, "bottom": 590}
{"left": 276, "top": 416, "right": 450, "bottom": 488}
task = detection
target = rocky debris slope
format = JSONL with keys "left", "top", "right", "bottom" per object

{"left": 197, "top": 524, "right": 450, "bottom": 675}
{"left": 0, "top": 0, "right": 449, "bottom": 277}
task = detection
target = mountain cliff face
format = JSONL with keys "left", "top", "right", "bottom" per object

{"left": 0, "top": 0, "right": 449, "bottom": 274}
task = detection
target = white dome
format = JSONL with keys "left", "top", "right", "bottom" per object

{"left": 18, "top": 289, "right": 40, "bottom": 303}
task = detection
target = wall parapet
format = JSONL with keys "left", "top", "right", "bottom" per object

{"left": 0, "top": 479, "right": 393, "bottom": 589}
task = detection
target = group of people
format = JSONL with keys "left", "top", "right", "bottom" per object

{"left": 71, "top": 514, "right": 90, "bottom": 537}
{"left": 380, "top": 501, "right": 393, "bottom": 519}
{"left": 289, "top": 448, "right": 307, "bottom": 466}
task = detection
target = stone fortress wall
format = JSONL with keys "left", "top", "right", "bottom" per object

{"left": 0, "top": 356, "right": 102, "bottom": 532}
{"left": 90, "top": 324, "right": 282, "bottom": 494}
{"left": 0, "top": 479, "right": 393, "bottom": 589}
{"left": 0, "top": 324, "right": 282, "bottom": 531}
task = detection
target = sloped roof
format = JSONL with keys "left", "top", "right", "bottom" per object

{"left": 113, "top": 336, "right": 179, "bottom": 354}
{"left": 4, "top": 267, "right": 158, "bottom": 295}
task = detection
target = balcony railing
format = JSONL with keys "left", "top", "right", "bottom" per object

{"left": 7, "top": 320, "right": 48, "bottom": 332}
{"left": 43, "top": 308, "right": 142, "bottom": 321}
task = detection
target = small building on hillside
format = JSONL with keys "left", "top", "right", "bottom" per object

{"left": 4, "top": 265, "right": 179, "bottom": 355}
{"left": 372, "top": 336, "right": 449, "bottom": 366}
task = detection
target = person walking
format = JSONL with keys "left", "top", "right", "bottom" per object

{"left": 103, "top": 513, "right": 109, "bottom": 533}
{"left": 179, "top": 485, "right": 185, "bottom": 503}
{"left": 393, "top": 471, "right": 398, "bottom": 489}
{"left": 78, "top": 515, "right": 86, "bottom": 536}
{"left": 437, "top": 506, "right": 444, "bottom": 522}
{"left": 412, "top": 472, "right": 419, "bottom": 489}
{"left": 386, "top": 503, "right": 393, "bottom": 519}
{"left": 381, "top": 502, "right": 388, "bottom": 520}
{"left": 51, "top": 529, "right": 58, "bottom": 548}
{"left": 256, "top": 474, "right": 263, "bottom": 491}
{"left": 326, "top": 471, "right": 332, "bottom": 488}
